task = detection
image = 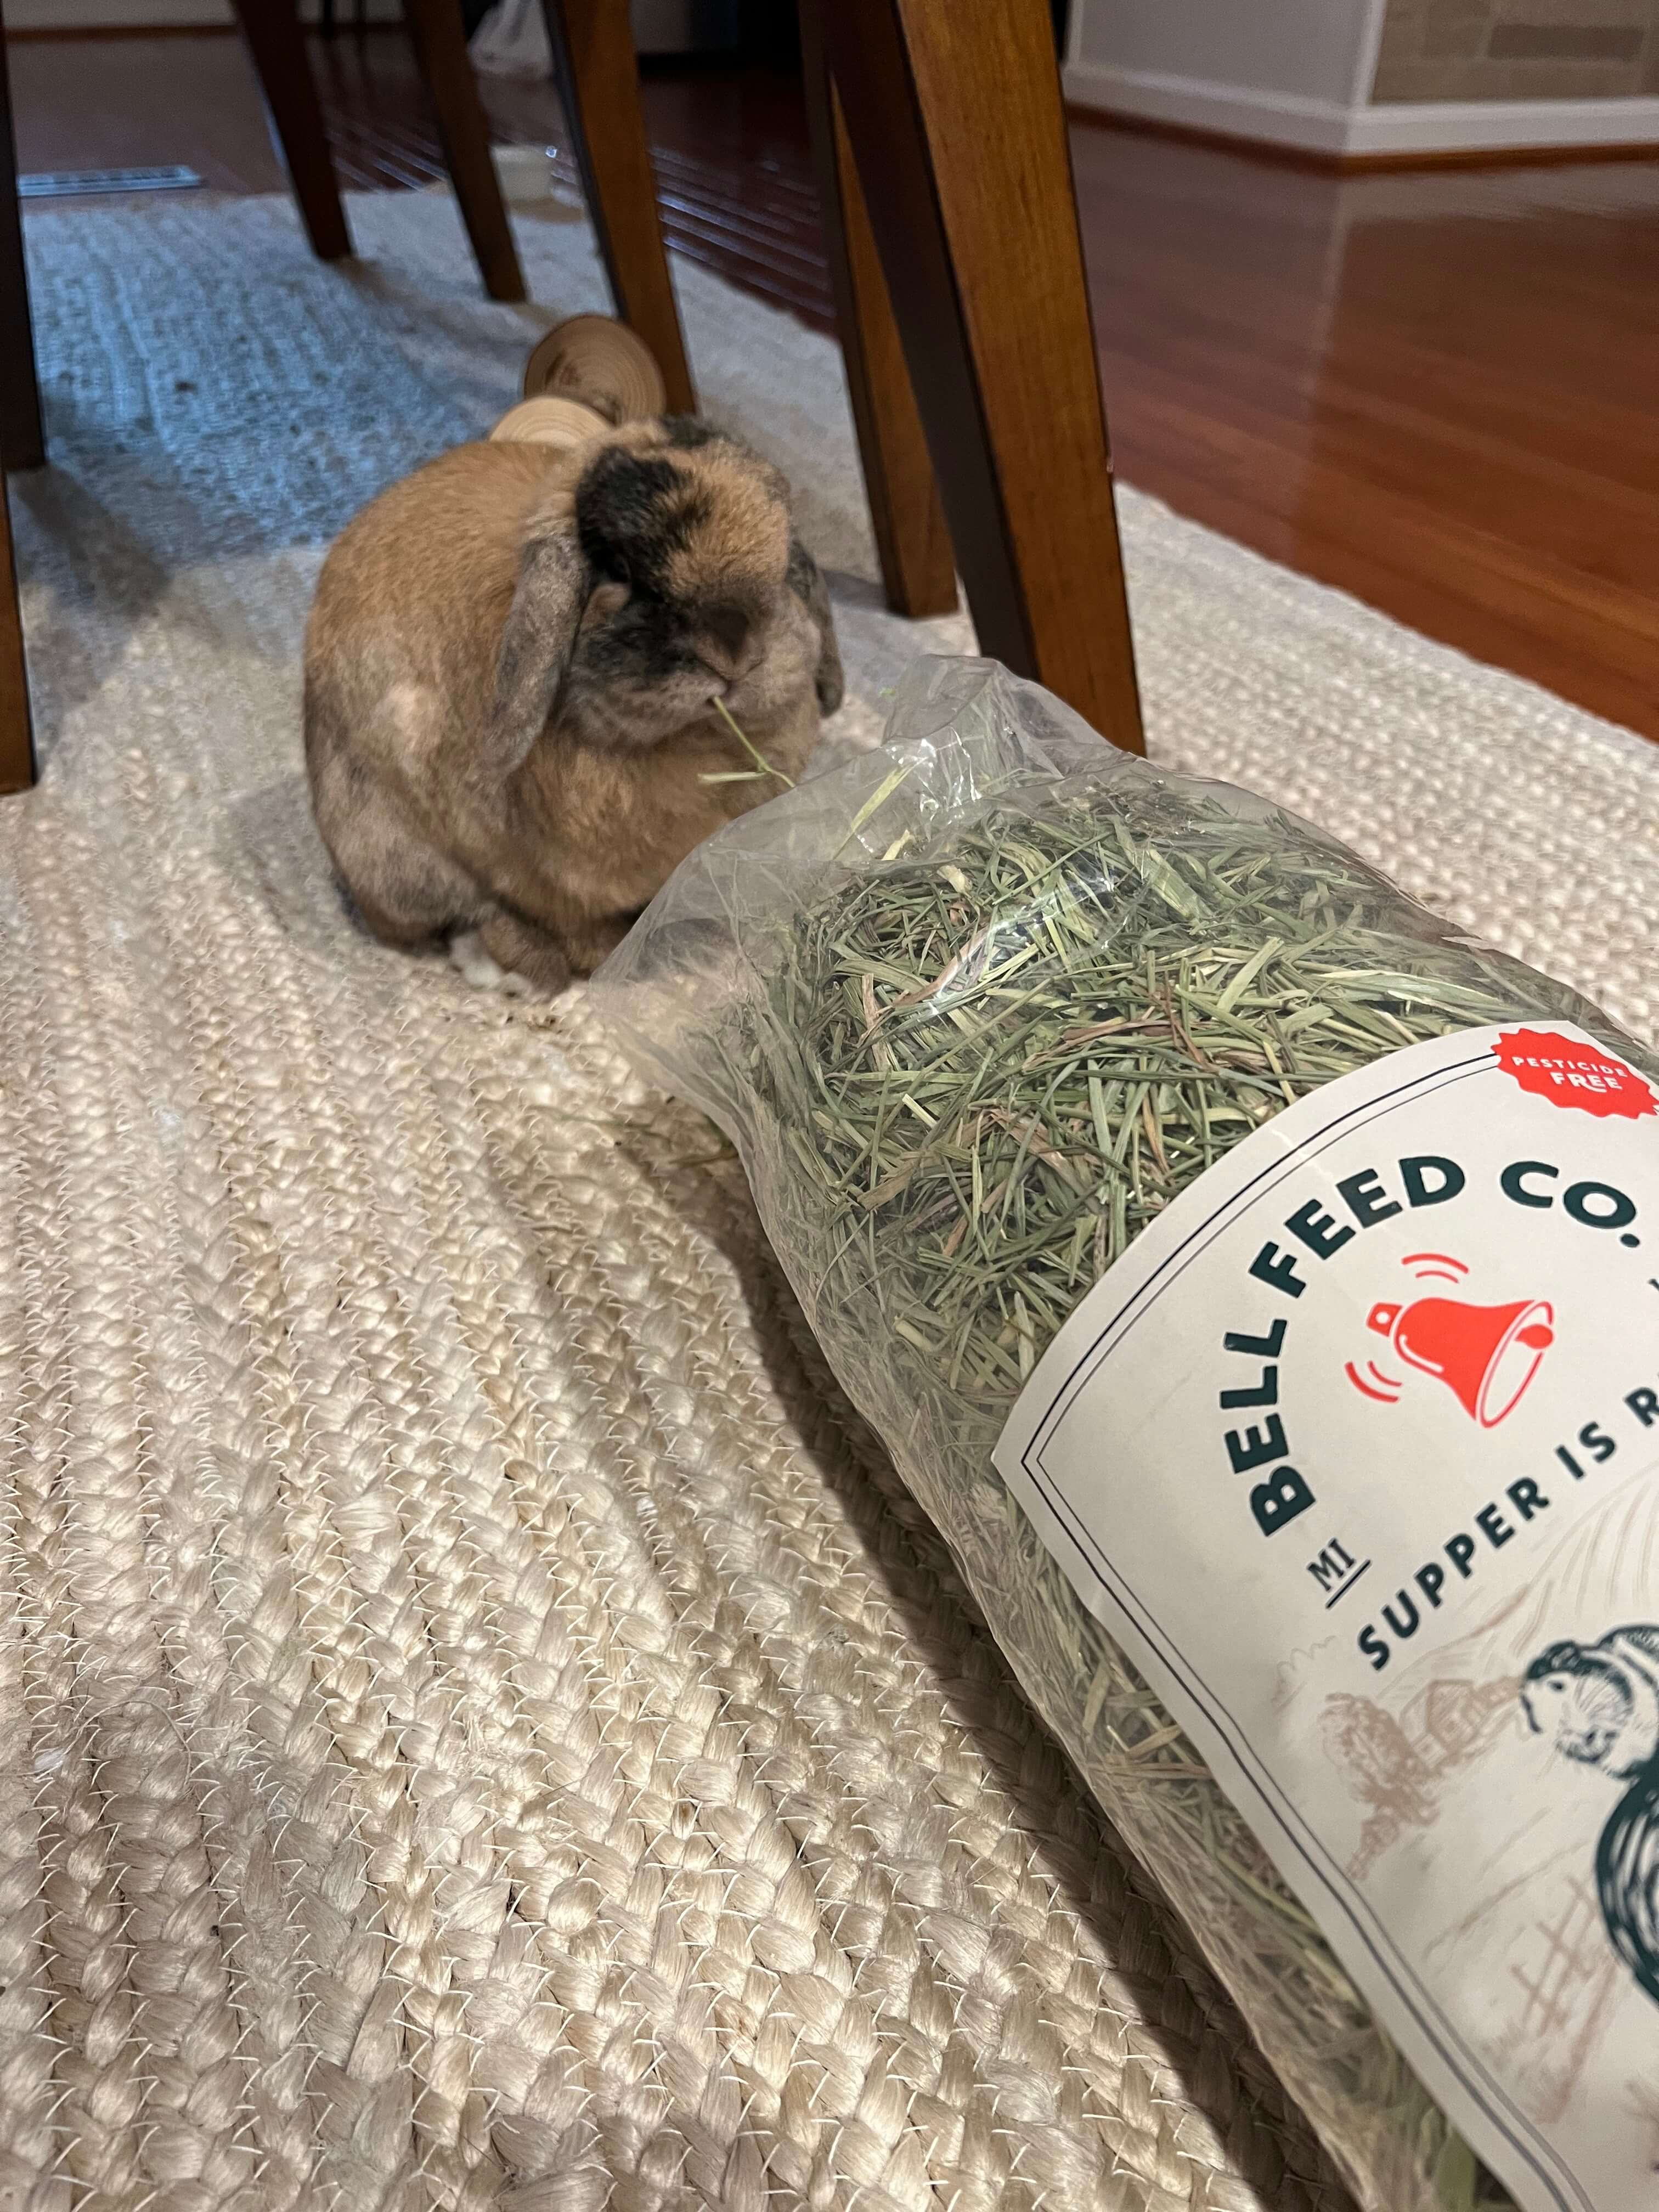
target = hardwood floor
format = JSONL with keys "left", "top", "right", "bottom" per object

{"left": 7, "top": 27, "right": 1657, "bottom": 740}
{"left": 1070, "top": 132, "right": 1659, "bottom": 741}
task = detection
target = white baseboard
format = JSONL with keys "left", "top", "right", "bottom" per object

{"left": 1064, "top": 61, "right": 1353, "bottom": 154}
{"left": 1346, "top": 95, "right": 1659, "bottom": 156}
{"left": 1063, "top": 59, "right": 1659, "bottom": 159}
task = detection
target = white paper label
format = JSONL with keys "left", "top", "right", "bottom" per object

{"left": 992, "top": 1022, "right": 1659, "bottom": 2212}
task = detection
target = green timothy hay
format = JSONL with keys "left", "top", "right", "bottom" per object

{"left": 596, "top": 658, "right": 1656, "bottom": 2212}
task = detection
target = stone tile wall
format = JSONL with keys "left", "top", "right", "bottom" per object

{"left": 1370, "top": 0, "right": 1659, "bottom": 99}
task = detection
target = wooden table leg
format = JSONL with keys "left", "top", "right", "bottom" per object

{"left": 230, "top": 0, "right": 353, "bottom": 263}
{"left": 0, "top": 6, "right": 44, "bottom": 473}
{"left": 402, "top": 0, "right": 526, "bottom": 303}
{"left": 0, "top": 481, "right": 33, "bottom": 795}
{"left": 799, "top": 0, "right": 955, "bottom": 620}
{"left": 819, "top": 0, "right": 1144, "bottom": 752}
{"left": 539, "top": 0, "right": 695, "bottom": 415}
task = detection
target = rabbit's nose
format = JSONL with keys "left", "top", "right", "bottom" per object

{"left": 699, "top": 601, "right": 758, "bottom": 679}
{"left": 721, "top": 654, "right": 762, "bottom": 695}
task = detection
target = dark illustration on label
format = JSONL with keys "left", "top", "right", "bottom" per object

{"left": 1345, "top": 1250, "right": 1554, "bottom": 1426}
{"left": 1523, "top": 1626, "right": 1659, "bottom": 2011}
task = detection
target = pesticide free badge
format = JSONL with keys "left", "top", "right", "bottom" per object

{"left": 995, "top": 1024, "right": 1659, "bottom": 1695}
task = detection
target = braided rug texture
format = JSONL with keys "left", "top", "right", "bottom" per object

{"left": 1, "top": 189, "right": 1654, "bottom": 2212}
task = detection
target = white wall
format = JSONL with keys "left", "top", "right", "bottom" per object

{"left": 1072, "top": 0, "right": 1380, "bottom": 110}
{"left": 1064, "top": 0, "right": 1659, "bottom": 155}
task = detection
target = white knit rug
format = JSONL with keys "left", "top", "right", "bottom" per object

{"left": 2, "top": 187, "right": 1653, "bottom": 2212}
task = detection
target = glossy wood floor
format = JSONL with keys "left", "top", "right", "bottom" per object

{"left": 9, "top": 29, "right": 1658, "bottom": 740}
{"left": 1072, "top": 134, "right": 1659, "bottom": 743}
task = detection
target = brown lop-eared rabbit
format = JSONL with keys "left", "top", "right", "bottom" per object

{"left": 304, "top": 417, "right": 843, "bottom": 994}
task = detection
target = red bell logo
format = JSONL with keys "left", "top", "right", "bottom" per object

{"left": 1353, "top": 1292, "right": 1554, "bottom": 1426}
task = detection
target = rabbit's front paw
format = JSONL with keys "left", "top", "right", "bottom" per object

{"left": 449, "top": 929, "right": 532, "bottom": 996}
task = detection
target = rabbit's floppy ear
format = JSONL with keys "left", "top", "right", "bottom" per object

{"left": 476, "top": 527, "right": 590, "bottom": 783}
{"left": 787, "top": 536, "right": 844, "bottom": 717}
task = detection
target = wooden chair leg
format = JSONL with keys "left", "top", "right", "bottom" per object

{"left": 229, "top": 0, "right": 353, "bottom": 264}
{"left": 817, "top": 0, "right": 1144, "bottom": 752}
{"left": 0, "top": 482, "right": 34, "bottom": 795}
{"left": 538, "top": 0, "right": 695, "bottom": 415}
{"left": 799, "top": 0, "right": 955, "bottom": 620}
{"left": 0, "top": 13, "right": 44, "bottom": 473}
{"left": 402, "top": 0, "right": 526, "bottom": 303}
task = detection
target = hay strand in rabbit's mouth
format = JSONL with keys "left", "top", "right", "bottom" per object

{"left": 700, "top": 697, "right": 797, "bottom": 789}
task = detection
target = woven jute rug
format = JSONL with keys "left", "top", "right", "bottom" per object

{"left": 2, "top": 188, "right": 1654, "bottom": 2212}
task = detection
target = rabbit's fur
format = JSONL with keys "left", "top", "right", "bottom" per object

{"left": 304, "top": 417, "right": 843, "bottom": 994}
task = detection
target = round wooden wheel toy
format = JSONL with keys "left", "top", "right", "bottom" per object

{"left": 521, "top": 314, "right": 668, "bottom": 422}
{"left": 488, "top": 396, "right": 612, "bottom": 454}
